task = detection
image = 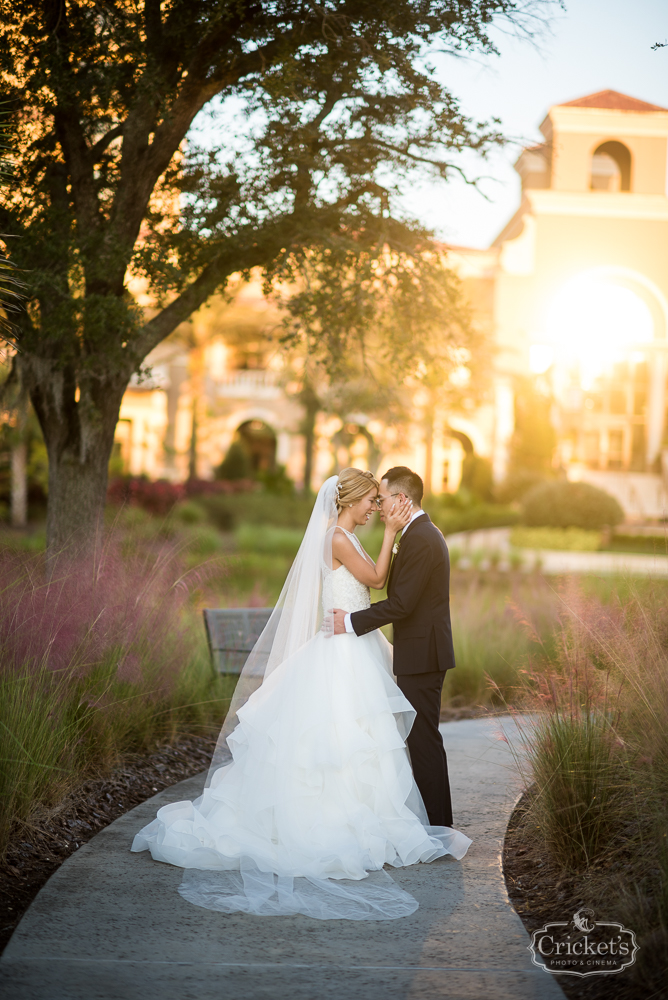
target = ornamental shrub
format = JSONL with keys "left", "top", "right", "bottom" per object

{"left": 495, "top": 469, "right": 546, "bottom": 504}
{"left": 522, "top": 480, "right": 623, "bottom": 530}
{"left": 460, "top": 454, "right": 494, "bottom": 502}
{"left": 107, "top": 476, "right": 185, "bottom": 515}
{"left": 427, "top": 502, "right": 519, "bottom": 536}
{"left": 215, "top": 440, "right": 253, "bottom": 480}
{"left": 107, "top": 476, "right": 255, "bottom": 516}
{"left": 199, "top": 492, "right": 315, "bottom": 531}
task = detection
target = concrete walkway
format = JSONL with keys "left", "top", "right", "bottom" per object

{"left": 447, "top": 526, "right": 668, "bottom": 577}
{"left": 0, "top": 717, "right": 564, "bottom": 1000}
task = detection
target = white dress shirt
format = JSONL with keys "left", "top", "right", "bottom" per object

{"left": 343, "top": 508, "right": 425, "bottom": 634}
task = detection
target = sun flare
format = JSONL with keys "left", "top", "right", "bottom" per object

{"left": 535, "top": 274, "right": 655, "bottom": 382}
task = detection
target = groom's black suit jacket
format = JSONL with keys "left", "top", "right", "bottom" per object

{"left": 350, "top": 512, "right": 456, "bottom": 676}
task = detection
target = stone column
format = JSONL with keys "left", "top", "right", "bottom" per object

{"left": 164, "top": 360, "right": 188, "bottom": 477}
{"left": 277, "top": 431, "right": 291, "bottom": 466}
{"left": 492, "top": 377, "right": 515, "bottom": 484}
{"left": 646, "top": 346, "right": 666, "bottom": 468}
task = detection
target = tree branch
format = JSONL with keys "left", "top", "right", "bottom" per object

{"left": 294, "top": 89, "right": 342, "bottom": 210}
{"left": 359, "top": 136, "right": 491, "bottom": 185}
{"left": 54, "top": 110, "right": 102, "bottom": 235}
{"left": 144, "top": 0, "right": 164, "bottom": 58}
{"left": 90, "top": 124, "right": 124, "bottom": 162}
{"left": 104, "top": 28, "right": 311, "bottom": 288}
{"left": 136, "top": 241, "right": 272, "bottom": 358}
{"left": 43, "top": 4, "right": 102, "bottom": 237}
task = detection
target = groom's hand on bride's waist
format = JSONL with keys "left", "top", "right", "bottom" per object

{"left": 321, "top": 609, "right": 351, "bottom": 636}
{"left": 332, "top": 609, "right": 349, "bottom": 635}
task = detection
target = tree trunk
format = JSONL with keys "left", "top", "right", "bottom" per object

{"left": 45, "top": 443, "right": 113, "bottom": 566}
{"left": 23, "top": 356, "right": 130, "bottom": 566}
{"left": 188, "top": 398, "right": 198, "bottom": 481}
{"left": 11, "top": 440, "right": 27, "bottom": 528}
{"left": 423, "top": 394, "right": 435, "bottom": 498}
{"left": 187, "top": 337, "right": 203, "bottom": 481}
{"left": 300, "top": 381, "right": 320, "bottom": 495}
{"left": 10, "top": 388, "right": 28, "bottom": 528}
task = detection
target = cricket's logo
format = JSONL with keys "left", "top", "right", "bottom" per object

{"left": 528, "top": 909, "right": 638, "bottom": 978}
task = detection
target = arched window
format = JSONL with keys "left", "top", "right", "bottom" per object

{"left": 590, "top": 141, "right": 631, "bottom": 192}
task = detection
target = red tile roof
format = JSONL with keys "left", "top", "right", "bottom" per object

{"left": 559, "top": 90, "right": 668, "bottom": 113}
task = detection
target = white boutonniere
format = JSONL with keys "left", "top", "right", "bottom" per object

{"left": 392, "top": 541, "right": 401, "bottom": 555}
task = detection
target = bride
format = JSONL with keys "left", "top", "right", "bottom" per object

{"left": 132, "top": 468, "right": 471, "bottom": 919}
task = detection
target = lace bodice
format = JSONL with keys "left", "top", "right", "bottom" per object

{"left": 322, "top": 529, "right": 372, "bottom": 614}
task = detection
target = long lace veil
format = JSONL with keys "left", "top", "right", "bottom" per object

{"left": 201, "top": 474, "right": 339, "bottom": 784}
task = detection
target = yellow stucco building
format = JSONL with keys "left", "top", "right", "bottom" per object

{"left": 462, "top": 89, "right": 668, "bottom": 517}
{"left": 116, "top": 89, "right": 668, "bottom": 518}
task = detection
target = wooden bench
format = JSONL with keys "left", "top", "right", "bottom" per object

{"left": 203, "top": 607, "right": 273, "bottom": 674}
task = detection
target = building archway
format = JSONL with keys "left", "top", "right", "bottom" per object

{"left": 546, "top": 267, "right": 667, "bottom": 355}
{"left": 237, "top": 420, "right": 277, "bottom": 472}
{"left": 217, "top": 419, "right": 277, "bottom": 480}
{"left": 332, "top": 421, "right": 380, "bottom": 475}
{"left": 545, "top": 268, "right": 668, "bottom": 470}
{"left": 446, "top": 418, "right": 489, "bottom": 458}
{"left": 445, "top": 428, "right": 474, "bottom": 455}
{"left": 590, "top": 140, "right": 632, "bottom": 192}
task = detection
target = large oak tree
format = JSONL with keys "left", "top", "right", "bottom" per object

{"left": 0, "top": 0, "right": 540, "bottom": 558}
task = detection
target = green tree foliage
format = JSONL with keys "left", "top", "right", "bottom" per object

{"left": 0, "top": 0, "right": 546, "bottom": 556}
{"left": 496, "top": 375, "right": 556, "bottom": 502}
{"left": 0, "top": 103, "right": 24, "bottom": 345}
{"left": 215, "top": 439, "right": 253, "bottom": 481}
{"left": 510, "top": 375, "right": 556, "bottom": 474}
{"left": 256, "top": 465, "right": 296, "bottom": 497}
{"left": 274, "top": 247, "right": 479, "bottom": 383}
{"left": 460, "top": 452, "right": 494, "bottom": 501}
{"left": 522, "top": 480, "right": 624, "bottom": 530}
{"left": 273, "top": 244, "right": 488, "bottom": 489}
{"left": 495, "top": 468, "right": 545, "bottom": 504}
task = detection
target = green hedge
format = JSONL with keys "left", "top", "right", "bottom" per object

{"left": 510, "top": 526, "right": 602, "bottom": 551}
{"left": 425, "top": 501, "right": 520, "bottom": 536}
{"left": 198, "top": 492, "right": 315, "bottom": 531}
{"left": 184, "top": 490, "right": 521, "bottom": 538}
{"left": 522, "top": 480, "right": 624, "bottom": 530}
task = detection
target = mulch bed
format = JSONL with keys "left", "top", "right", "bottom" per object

{"left": 503, "top": 794, "right": 662, "bottom": 1000}
{"left": 0, "top": 735, "right": 216, "bottom": 955}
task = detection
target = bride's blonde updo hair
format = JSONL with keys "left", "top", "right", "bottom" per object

{"left": 335, "top": 468, "right": 379, "bottom": 512}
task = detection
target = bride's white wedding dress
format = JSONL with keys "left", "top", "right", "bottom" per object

{"left": 132, "top": 500, "right": 471, "bottom": 920}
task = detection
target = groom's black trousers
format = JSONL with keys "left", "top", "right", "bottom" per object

{"left": 396, "top": 671, "right": 453, "bottom": 828}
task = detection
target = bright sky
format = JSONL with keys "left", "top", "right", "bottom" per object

{"left": 401, "top": 0, "right": 668, "bottom": 248}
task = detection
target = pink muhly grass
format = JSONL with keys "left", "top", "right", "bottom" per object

{"left": 508, "top": 575, "right": 668, "bottom": 944}
{"left": 0, "top": 532, "right": 226, "bottom": 857}
{"left": 0, "top": 537, "right": 196, "bottom": 689}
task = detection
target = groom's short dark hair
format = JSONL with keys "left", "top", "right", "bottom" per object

{"left": 382, "top": 466, "right": 424, "bottom": 506}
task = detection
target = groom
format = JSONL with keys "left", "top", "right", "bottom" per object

{"left": 331, "top": 466, "right": 456, "bottom": 827}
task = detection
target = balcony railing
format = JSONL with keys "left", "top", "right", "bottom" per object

{"left": 215, "top": 369, "right": 280, "bottom": 398}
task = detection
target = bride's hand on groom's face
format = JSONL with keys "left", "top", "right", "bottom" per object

{"left": 384, "top": 497, "right": 412, "bottom": 534}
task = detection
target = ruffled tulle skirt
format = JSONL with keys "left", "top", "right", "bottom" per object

{"left": 132, "top": 630, "right": 471, "bottom": 919}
